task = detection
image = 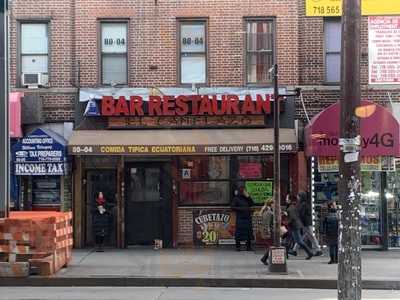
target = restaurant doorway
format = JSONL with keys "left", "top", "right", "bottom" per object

{"left": 85, "top": 170, "right": 117, "bottom": 247}
{"left": 125, "top": 163, "right": 172, "bottom": 247}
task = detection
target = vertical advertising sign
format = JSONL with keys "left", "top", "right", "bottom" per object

{"left": 369, "top": 16, "right": 400, "bottom": 84}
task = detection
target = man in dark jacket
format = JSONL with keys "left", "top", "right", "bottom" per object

{"left": 231, "top": 187, "right": 254, "bottom": 251}
{"left": 287, "top": 197, "right": 313, "bottom": 259}
{"left": 292, "top": 191, "right": 322, "bottom": 256}
{"left": 323, "top": 201, "right": 339, "bottom": 264}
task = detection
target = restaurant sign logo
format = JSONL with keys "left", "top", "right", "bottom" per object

{"left": 88, "top": 94, "right": 272, "bottom": 117}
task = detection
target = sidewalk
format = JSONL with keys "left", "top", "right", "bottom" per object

{"left": 1, "top": 248, "right": 400, "bottom": 289}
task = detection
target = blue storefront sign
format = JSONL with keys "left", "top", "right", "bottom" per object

{"left": 12, "top": 128, "right": 68, "bottom": 176}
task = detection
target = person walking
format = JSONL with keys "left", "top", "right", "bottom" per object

{"left": 231, "top": 186, "right": 254, "bottom": 251}
{"left": 287, "top": 196, "right": 313, "bottom": 260}
{"left": 92, "top": 191, "right": 110, "bottom": 252}
{"left": 323, "top": 201, "right": 339, "bottom": 264}
{"left": 292, "top": 191, "right": 323, "bottom": 256}
{"left": 259, "top": 199, "right": 274, "bottom": 265}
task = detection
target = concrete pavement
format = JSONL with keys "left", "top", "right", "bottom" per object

{"left": 1, "top": 287, "right": 400, "bottom": 300}
{"left": 1, "top": 248, "right": 399, "bottom": 289}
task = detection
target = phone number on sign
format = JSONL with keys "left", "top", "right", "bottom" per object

{"left": 313, "top": 5, "right": 340, "bottom": 15}
{"left": 260, "top": 144, "right": 294, "bottom": 152}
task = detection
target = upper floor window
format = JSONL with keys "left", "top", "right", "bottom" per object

{"left": 246, "top": 19, "right": 274, "bottom": 84}
{"left": 101, "top": 22, "right": 128, "bottom": 85}
{"left": 20, "top": 23, "right": 49, "bottom": 75}
{"left": 178, "top": 20, "right": 207, "bottom": 85}
{"left": 324, "top": 18, "right": 341, "bottom": 83}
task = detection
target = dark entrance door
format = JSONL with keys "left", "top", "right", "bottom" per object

{"left": 86, "top": 170, "right": 117, "bottom": 247}
{"left": 125, "top": 163, "right": 172, "bottom": 246}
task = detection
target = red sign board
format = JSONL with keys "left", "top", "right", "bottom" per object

{"left": 305, "top": 100, "right": 400, "bottom": 157}
{"left": 239, "top": 163, "right": 262, "bottom": 178}
{"left": 101, "top": 94, "right": 271, "bottom": 116}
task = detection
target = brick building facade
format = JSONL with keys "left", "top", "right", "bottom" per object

{"left": 9, "top": 0, "right": 400, "bottom": 249}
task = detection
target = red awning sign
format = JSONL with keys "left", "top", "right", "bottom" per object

{"left": 305, "top": 100, "right": 400, "bottom": 157}
{"left": 9, "top": 92, "right": 23, "bottom": 138}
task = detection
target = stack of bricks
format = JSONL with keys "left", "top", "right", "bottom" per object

{"left": 0, "top": 211, "right": 73, "bottom": 277}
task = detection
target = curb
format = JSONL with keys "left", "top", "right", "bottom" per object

{"left": 0, "top": 277, "right": 399, "bottom": 290}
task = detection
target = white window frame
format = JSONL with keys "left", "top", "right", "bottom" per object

{"left": 100, "top": 21, "right": 128, "bottom": 86}
{"left": 19, "top": 22, "right": 49, "bottom": 84}
{"left": 324, "top": 18, "right": 342, "bottom": 84}
{"left": 178, "top": 20, "right": 208, "bottom": 85}
{"left": 245, "top": 18, "right": 275, "bottom": 85}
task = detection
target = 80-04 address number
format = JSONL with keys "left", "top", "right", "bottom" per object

{"left": 72, "top": 146, "right": 93, "bottom": 153}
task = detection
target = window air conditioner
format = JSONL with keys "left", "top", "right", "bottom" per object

{"left": 21, "top": 73, "right": 49, "bottom": 88}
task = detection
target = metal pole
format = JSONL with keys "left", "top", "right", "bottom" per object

{"left": 272, "top": 64, "right": 281, "bottom": 248}
{"left": 0, "top": 0, "right": 9, "bottom": 219}
{"left": 338, "top": 0, "right": 362, "bottom": 299}
{"left": 268, "top": 64, "right": 287, "bottom": 273}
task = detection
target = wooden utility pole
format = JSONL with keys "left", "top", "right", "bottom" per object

{"left": 0, "top": 0, "right": 8, "bottom": 218}
{"left": 338, "top": 0, "right": 362, "bottom": 299}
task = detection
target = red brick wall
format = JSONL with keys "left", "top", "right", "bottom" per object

{"left": 10, "top": 0, "right": 302, "bottom": 123}
{"left": 177, "top": 208, "right": 193, "bottom": 245}
{"left": 10, "top": 0, "right": 400, "bottom": 124}
{"left": 297, "top": 5, "right": 399, "bottom": 123}
{"left": 74, "top": 0, "right": 300, "bottom": 87}
{"left": 9, "top": 0, "right": 75, "bottom": 123}
{"left": 9, "top": 0, "right": 74, "bottom": 89}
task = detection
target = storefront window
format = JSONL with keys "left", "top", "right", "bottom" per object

{"left": 178, "top": 155, "right": 282, "bottom": 206}
{"left": 234, "top": 156, "right": 273, "bottom": 179}
{"left": 179, "top": 156, "right": 229, "bottom": 180}
{"left": 361, "top": 172, "right": 382, "bottom": 246}
{"left": 313, "top": 164, "right": 384, "bottom": 248}
{"left": 32, "top": 176, "right": 61, "bottom": 207}
{"left": 179, "top": 156, "right": 230, "bottom": 205}
{"left": 386, "top": 164, "right": 400, "bottom": 248}
{"left": 180, "top": 181, "right": 230, "bottom": 205}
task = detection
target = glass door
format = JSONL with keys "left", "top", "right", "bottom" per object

{"left": 360, "top": 172, "right": 382, "bottom": 248}
{"left": 387, "top": 169, "right": 400, "bottom": 248}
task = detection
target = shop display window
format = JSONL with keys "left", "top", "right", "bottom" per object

{"left": 360, "top": 172, "right": 382, "bottom": 246}
{"left": 234, "top": 156, "right": 273, "bottom": 179}
{"left": 313, "top": 165, "right": 383, "bottom": 247}
{"left": 179, "top": 156, "right": 230, "bottom": 180}
{"left": 179, "top": 181, "right": 230, "bottom": 205}
{"left": 32, "top": 176, "right": 61, "bottom": 207}
{"left": 178, "top": 155, "right": 281, "bottom": 206}
{"left": 386, "top": 164, "right": 400, "bottom": 248}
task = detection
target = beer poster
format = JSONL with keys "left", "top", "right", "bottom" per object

{"left": 193, "top": 209, "right": 236, "bottom": 245}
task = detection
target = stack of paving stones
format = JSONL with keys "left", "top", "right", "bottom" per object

{"left": 0, "top": 211, "right": 73, "bottom": 277}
